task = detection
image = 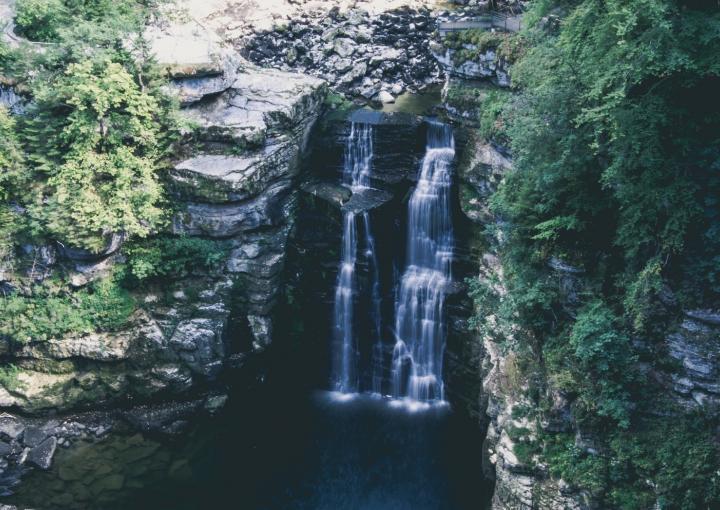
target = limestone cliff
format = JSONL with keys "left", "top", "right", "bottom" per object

{"left": 0, "top": 4, "right": 326, "bottom": 492}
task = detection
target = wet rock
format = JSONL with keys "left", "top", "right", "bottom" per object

{"left": 204, "top": 394, "right": 229, "bottom": 415}
{"left": 341, "top": 188, "right": 394, "bottom": 214}
{"left": 248, "top": 315, "right": 273, "bottom": 351}
{"left": 123, "top": 401, "right": 204, "bottom": 435}
{"left": 90, "top": 473, "right": 125, "bottom": 494}
{"left": 0, "top": 418, "right": 24, "bottom": 441}
{"left": 301, "top": 181, "right": 352, "bottom": 207}
{"left": 26, "top": 437, "right": 57, "bottom": 470}
{"left": 22, "top": 426, "right": 49, "bottom": 448}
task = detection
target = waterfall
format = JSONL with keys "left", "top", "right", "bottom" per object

{"left": 331, "top": 123, "right": 378, "bottom": 394}
{"left": 391, "top": 121, "right": 455, "bottom": 403}
{"left": 365, "top": 213, "right": 384, "bottom": 395}
{"left": 0, "top": 86, "right": 25, "bottom": 114}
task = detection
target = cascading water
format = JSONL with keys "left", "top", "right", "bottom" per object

{"left": 365, "top": 213, "right": 384, "bottom": 395}
{"left": 331, "top": 123, "right": 380, "bottom": 394}
{"left": 0, "top": 86, "right": 24, "bottom": 114}
{"left": 391, "top": 121, "right": 455, "bottom": 403}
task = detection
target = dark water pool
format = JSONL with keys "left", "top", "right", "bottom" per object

{"left": 5, "top": 387, "right": 490, "bottom": 510}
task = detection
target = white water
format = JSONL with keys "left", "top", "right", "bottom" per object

{"left": 0, "top": 86, "right": 24, "bottom": 114}
{"left": 331, "top": 123, "right": 378, "bottom": 394}
{"left": 391, "top": 121, "right": 455, "bottom": 403}
{"left": 365, "top": 212, "right": 384, "bottom": 395}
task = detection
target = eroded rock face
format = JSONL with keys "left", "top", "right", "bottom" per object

{"left": 432, "top": 44, "right": 512, "bottom": 86}
{"left": 478, "top": 256, "right": 589, "bottom": 510}
{"left": 0, "top": 9, "right": 327, "bottom": 414}
{"left": 664, "top": 312, "right": 720, "bottom": 410}
{"left": 0, "top": 279, "right": 232, "bottom": 413}
{"left": 170, "top": 63, "right": 326, "bottom": 332}
{"left": 457, "top": 134, "right": 511, "bottom": 223}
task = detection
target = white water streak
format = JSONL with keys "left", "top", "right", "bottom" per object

{"left": 391, "top": 121, "right": 455, "bottom": 403}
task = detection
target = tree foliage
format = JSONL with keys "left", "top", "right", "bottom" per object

{"left": 25, "top": 59, "right": 166, "bottom": 251}
{"left": 470, "top": 0, "right": 720, "bottom": 505}
{"left": 3, "top": 0, "right": 179, "bottom": 253}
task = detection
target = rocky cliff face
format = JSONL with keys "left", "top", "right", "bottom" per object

{"left": 465, "top": 135, "right": 720, "bottom": 508}
{"left": 458, "top": 139, "right": 590, "bottom": 510}
{"left": 0, "top": 13, "right": 326, "bottom": 415}
{"left": 0, "top": 7, "right": 327, "bottom": 492}
{"left": 662, "top": 311, "right": 720, "bottom": 410}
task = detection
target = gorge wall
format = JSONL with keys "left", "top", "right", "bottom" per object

{"left": 0, "top": 3, "right": 330, "bottom": 493}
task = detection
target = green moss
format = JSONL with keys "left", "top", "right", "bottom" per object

{"left": 444, "top": 30, "right": 527, "bottom": 64}
{"left": 321, "top": 91, "right": 355, "bottom": 124}
{"left": 443, "top": 81, "right": 512, "bottom": 143}
{"left": 0, "top": 364, "right": 22, "bottom": 391}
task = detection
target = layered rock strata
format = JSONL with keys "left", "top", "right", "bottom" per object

{"left": 0, "top": 10, "right": 326, "bottom": 490}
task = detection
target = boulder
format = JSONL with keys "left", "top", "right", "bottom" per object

{"left": 0, "top": 417, "right": 24, "bottom": 441}
{"left": 25, "top": 437, "right": 57, "bottom": 470}
{"left": 340, "top": 62, "right": 368, "bottom": 84}
{"left": 375, "top": 90, "right": 395, "bottom": 104}
{"left": 333, "top": 38, "right": 355, "bottom": 58}
{"left": 301, "top": 181, "right": 352, "bottom": 207}
{"left": 342, "top": 187, "right": 394, "bottom": 214}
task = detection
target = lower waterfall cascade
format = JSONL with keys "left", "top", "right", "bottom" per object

{"left": 330, "top": 118, "right": 456, "bottom": 405}
{"left": 391, "top": 121, "right": 455, "bottom": 403}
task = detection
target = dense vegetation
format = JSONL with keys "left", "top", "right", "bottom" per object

{"left": 0, "top": 0, "right": 184, "bottom": 344}
{"left": 470, "top": 0, "right": 720, "bottom": 507}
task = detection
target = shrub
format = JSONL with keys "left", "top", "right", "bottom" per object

{"left": 0, "top": 274, "right": 135, "bottom": 344}
{"left": 124, "top": 236, "right": 230, "bottom": 283}
{"left": 14, "top": 0, "right": 68, "bottom": 41}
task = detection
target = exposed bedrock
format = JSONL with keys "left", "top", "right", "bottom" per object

{"left": 460, "top": 125, "right": 720, "bottom": 508}
{"left": 0, "top": 15, "right": 327, "bottom": 415}
{"left": 0, "top": 9, "right": 327, "bottom": 491}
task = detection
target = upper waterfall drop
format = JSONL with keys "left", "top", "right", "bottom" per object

{"left": 391, "top": 120, "right": 455, "bottom": 403}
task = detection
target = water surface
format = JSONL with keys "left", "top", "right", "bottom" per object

{"left": 6, "top": 389, "right": 490, "bottom": 510}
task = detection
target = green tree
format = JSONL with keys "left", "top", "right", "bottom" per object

{"left": 568, "top": 302, "right": 637, "bottom": 427}
{"left": 470, "top": 0, "right": 720, "bottom": 504}
{"left": 0, "top": 107, "right": 25, "bottom": 263}
{"left": 25, "top": 59, "right": 166, "bottom": 251}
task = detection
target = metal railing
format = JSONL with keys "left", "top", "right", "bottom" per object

{"left": 438, "top": 12, "right": 523, "bottom": 36}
